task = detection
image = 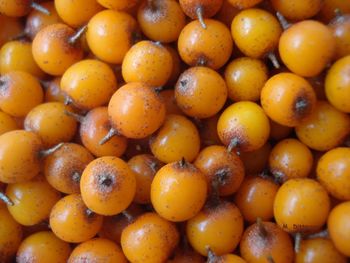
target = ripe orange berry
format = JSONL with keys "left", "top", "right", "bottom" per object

{"left": 68, "top": 238, "right": 127, "bottom": 263}
{"left": 86, "top": 10, "right": 138, "bottom": 64}
{"left": 268, "top": 138, "right": 313, "bottom": 182}
{"left": 122, "top": 40, "right": 173, "bottom": 87}
{"left": 6, "top": 175, "right": 61, "bottom": 226}
{"left": 231, "top": 8, "right": 282, "bottom": 59}
{"left": 151, "top": 159, "right": 207, "bottom": 222}
{"left": 178, "top": 19, "right": 233, "bottom": 69}
{"left": 0, "top": 40, "right": 44, "bottom": 78}
{"left": 16, "top": 231, "right": 71, "bottom": 263}
{"left": 187, "top": 201, "right": 244, "bottom": 256}
{"left": 279, "top": 20, "right": 336, "bottom": 77}
{"left": 121, "top": 212, "right": 179, "bottom": 262}
{"left": 108, "top": 82, "right": 166, "bottom": 139}
{"left": 61, "top": 59, "right": 118, "bottom": 110}
{"left": 327, "top": 201, "right": 350, "bottom": 257}
{"left": 150, "top": 114, "right": 200, "bottom": 163}
{"left": 325, "top": 55, "right": 350, "bottom": 113}
{"left": 261, "top": 72, "right": 317, "bottom": 127}
{"left": 295, "top": 101, "right": 350, "bottom": 151}
{"left": 50, "top": 194, "right": 103, "bottom": 243}
{"left": 217, "top": 101, "right": 270, "bottom": 153}
{"left": 175, "top": 66, "right": 227, "bottom": 118}
{"left": 317, "top": 147, "right": 350, "bottom": 201}
{"left": 224, "top": 57, "right": 268, "bottom": 102}
{"left": 0, "top": 130, "right": 43, "bottom": 184}
{"left": 0, "top": 71, "right": 43, "bottom": 117}
{"left": 274, "top": 178, "right": 330, "bottom": 233}
{"left": 234, "top": 175, "right": 279, "bottom": 223}
{"left": 0, "top": 207, "right": 23, "bottom": 262}
{"left": 32, "top": 23, "right": 84, "bottom": 76}
{"left": 137, "top": 0, "right": 186, "bottom": 43}
{"left": 80, "top": 156, "right": 136, "bottom": 216}
{"left": 55, "top": 0, "right": 103, "bottom": 28}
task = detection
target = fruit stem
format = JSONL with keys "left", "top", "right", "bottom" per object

{"left": 196, "top": 6, "right": 207, "bottom": 29}
{"left": 122, "top": 210, "right": 134, "bottom": 222}
{"left": 179, "top": 157, "right": 187, "bottom": 168}
{"left": 276, "top": 12, "right": 290, "bottom": 30}
{"left": 85, "top": 208, "right": 95, "bottom": 218}
{"left": 99, "top": 127, "right": 118, "bottom": 145}
{"left": 39, "top": 142, "right": 64, "bottom": 158}
{"left": 307, "top": 229, "right": 329, "bottom": 239}
{"left": 64, "top": 110, "right": 84, "bottom": 123}
{"left": 267, "top": 255, "right": 276, "bottom": 263}
{"left": 31, "top": 2, "right": 51, "bottom": 15}
{"left": 294, "top": 232, "right": 302, "bottom": 253}
{"left": 267, "top": 52, "right": 280, "bottom": 69}
{"left": 206, "top": 247, "right": 217, "bottom": 263}
{"left": 227, "top": 137, "right": 240, "bottom": 155}
{"left": 147, "top": 0, "right": 157, "bottom": 10}
{"left": 68, "top": 25, "right": 87, "bottom": 45}
{"left": 196, "top": 56, "right": 207, "bottom": 66}
{"left": 334, "top": 8, "right": 343, "bottom": 18}
{"left": 0, "top": 192, "right": 14, "bottom": 206}
{"left": 64, "top": 96, "right": 73, "bottom": 106}
{"left": 154, "top": 86, "right": 163, "bottom": 93}
{"left": 10, "top": 31, "right": 28, "bottom": 41}
{"left": 257, "top": 217, "right": 268, "bottom": 238}
{"left": 72, "top": 171, "right": 81, "bottom": 182}
{"left": 272, "top": 170, "right": 285, "bottom": 184}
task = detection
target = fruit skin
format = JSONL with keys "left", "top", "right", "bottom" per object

{"left": 60, "top": 59, "right": 117, "bottom": 110}
{"left": 279, "top": 20, "right": 336, "bottom": 77}
{"left": 239, "top": 221, "right": 294, "bottom": 263}
{"left": 86, "top": 10, "right": 138, "bottom": 64}
{"left": 273, "top": 178, "right": 330, "bottom": 233}
{"left": 151, "top": 160, "right": 207, "bottom": 222}
{"left": 295, "top": 237, "right": 348, "bottom": 263}
{"left": 186, "top": 201, "right": 244, "bottom": 256}
{"left": 325, "top": 55, "right": 350, "bottom": 113}
{"left": 317, "top": 147, "right": 350, "bottom": 201}
{"left": 217, "top": 101, "right": 270, "bottom": 153}
{"left": 295, "top": 101, "right": 350, "bottom": 151}
{"left": 121, "top": 212, "right": 179, "bottom": 263}
{"left": 175, "top": 66, "right": 228, "bottom": 119}
{"left": 327, "top": 201, "right": 350, "bottom": 257}
{"left": 68, "top": 238, "right": 127, "bottom": 263}
{"left": 80, "top": 156, "right": 137, "bottom": 216}
{"left": 0, "top": 130, "right": 42, "bottom": 184}
{"left": 32, "top": 23, "right": 84, "bottom": 76}
{"left": 231, "top": 8, "right": 282, "bottom": 59}
{"left": 261, "top": 72, "right": 317, "bottom": 127}
{"left": 108, "top": 82, "right": 166, "bottom": 139}
{"left": 178, "top": 19, "right": 233, "bottom": 70}
{"left": 16, "top": 231, "right": 72, "bottom": 263}
{"left": 0, "top": 207, "right": 23, "bottom": 263}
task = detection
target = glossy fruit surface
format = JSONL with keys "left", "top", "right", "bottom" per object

{"left": 151, "top": 160, "right": 207, "bottom": 222}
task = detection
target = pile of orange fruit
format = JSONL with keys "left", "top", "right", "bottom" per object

{"left": 0, "top": 0, "right": 350, "bottom": 262}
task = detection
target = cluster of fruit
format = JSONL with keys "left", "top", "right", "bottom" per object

{"left": 0, "top": 0, "right": 350, "bottom": 262}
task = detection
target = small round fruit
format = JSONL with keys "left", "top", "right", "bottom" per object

{"left": 274, "top": 178, "right": 330, "bottom": 233}
{"left": 317, "top": 147, "right": 350, "bottom": 200}
{"left": 325, "top": 55, "right": 350, "bottom": 113}
{"left": 80, "top": 156, "right": 136, "bottom": 216}
{"left": 49, "top": 194, "right": 103, "bottom": 243}
{"left": 16, "top": 231, "right": 71, "bottom": 263}
{"left": 217, "top": 101, "right": 270, "bottom": 153}
{"left": 327, "top": 201, "right": 350, "bottom": 257}
{"left": 121, "top": 212, "right": 179, "bottom": 263}
{"left": 151, "top": 159, "right": 207, "bottom": 222}
{"left": 68, "top": 238, "right": 127, "bottom": 263}
{"left": 261, "top": 72, "right": 317, "bottom": 127}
